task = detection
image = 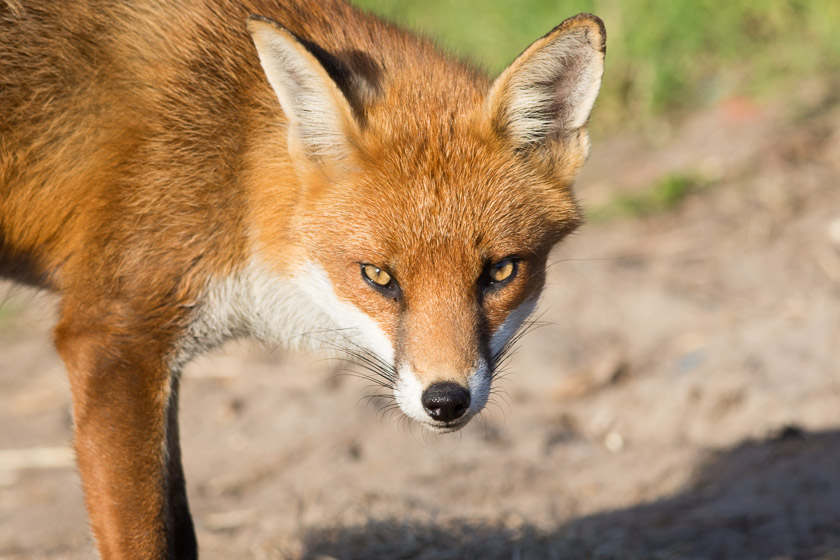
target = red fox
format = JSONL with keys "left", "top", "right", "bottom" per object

{"left": 1, "top": 0, "right": 605, "bottom": 557}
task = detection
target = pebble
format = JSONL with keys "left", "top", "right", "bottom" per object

{"left": 828, "top": 217, "right": 840, "bottom": 247}
{"left": 604, "top": 431, "right": 625, "bottom": 453}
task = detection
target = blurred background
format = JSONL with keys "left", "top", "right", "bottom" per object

{"left": 2, "top": 1, "right": 839, "bottom": 559}
{"left": 356, "top": 0, "right": 840, "bottom": 127}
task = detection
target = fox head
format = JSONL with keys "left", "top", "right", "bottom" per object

{"left": 246, "top": 13, "right": 605, "bottom": 432}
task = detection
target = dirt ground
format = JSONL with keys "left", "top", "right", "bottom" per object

{"left": 1, "top": 85, "right": 839, "bottom": 559}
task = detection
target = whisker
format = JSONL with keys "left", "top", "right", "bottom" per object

{"left": 333, "top": 369, "right": 392, "bottom": 390}
{"left": 377, "top": 402, "right": 402, "bottom": 424}
{"left": 480, "top": 413, "right": 489, "bottom": 439}
{"left": 297, "top": 330, "right": 406, "bottom": 426}
{"left": 302, "top": 331, "right": 398, "bottom": 386}
{"left": 487, "top": 397, "right": 508, "bottom": 421}
{"left": 490, "top": 312, "right": 551, "bottom": 382}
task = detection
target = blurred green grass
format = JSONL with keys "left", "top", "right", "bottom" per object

{"left": 352, "top": 0, "right": 840, "bottom": 128}
{"left": 587, "top": 172, "right": 711, "bottom": 221}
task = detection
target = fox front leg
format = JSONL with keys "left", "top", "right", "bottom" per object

{"left": 55, "top": 304, "right": 197, "bottom": 560}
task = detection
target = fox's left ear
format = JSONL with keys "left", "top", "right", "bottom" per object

{"left": 487, "top": 14, "right": 605, "bottom": 159}
{"left": 248, "top": 16, "right": 361, "bottom": 165}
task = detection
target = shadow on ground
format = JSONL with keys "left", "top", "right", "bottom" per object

{"left": 301, "top": 429, "right": 840, "bottom": 560}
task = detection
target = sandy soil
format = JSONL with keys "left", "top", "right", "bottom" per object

{"left": 1, "top": 88, "right": 839, "bottom": 559}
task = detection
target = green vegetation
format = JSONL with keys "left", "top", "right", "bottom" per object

{"left": 587, "top": 172, "right": 709, "bottom": 221}
{"left": 351, "top": 0, "right": 840, "bottom": 128}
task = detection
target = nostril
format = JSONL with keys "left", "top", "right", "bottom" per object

{"left": 421, "top": 382, "right": 471, "bottom": 422}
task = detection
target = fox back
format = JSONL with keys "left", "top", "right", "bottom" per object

{"left": 0, "top": 1, "right": 605, "bottom": 558}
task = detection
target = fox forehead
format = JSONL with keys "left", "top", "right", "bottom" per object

{"left": 300, "top": 122, "right": 582, "bottom": 264}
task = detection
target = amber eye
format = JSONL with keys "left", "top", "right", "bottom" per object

{"left": 489, "top": 259, "right": 515, "bottom": 283}
{"left": 482, "top": 258, "right": 518, "bottom": 292}
{"left": 360, "top": 264, "right": 401, "bottom": 299}
{"left": 362, "top": 264, "right": 392, "bottom": 286}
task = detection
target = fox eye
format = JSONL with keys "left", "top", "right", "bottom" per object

{"left": 489, "top": 259, "right": 515, "bottom": 282}
{"left": 362, "top": 264, "right": 391, "bottom": 286}
{"left": 483, "top": 258, "right": 518, "bottom": 291}
{"left": 361, "top": 264, "right": 400, "bottom": 299}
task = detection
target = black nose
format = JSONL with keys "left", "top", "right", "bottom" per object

{"left": 421, "top": 382, "right": 471, "bottom": 422}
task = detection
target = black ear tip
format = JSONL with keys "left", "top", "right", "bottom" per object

{"left": 246, "top": 14, "right": 301, "bottom": 45}
{"left": 247, "top": 14, "right": 286, "bottom": 31}
{"left": 560, "top": 13, "right": 607, "bottom": 54}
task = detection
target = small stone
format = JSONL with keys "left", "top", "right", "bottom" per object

{"left": 828, "top": 217, "right": 840, "bottom": 248}
{"left": 604, "top": 431, "right": 625, "bottom": 453}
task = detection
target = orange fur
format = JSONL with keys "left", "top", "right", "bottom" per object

{"left": 1, "top": 2, "right": 605, "bottom": 558}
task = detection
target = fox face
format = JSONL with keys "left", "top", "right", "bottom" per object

{"left": 246, "top": 14, "right": 605, "bottom": 432}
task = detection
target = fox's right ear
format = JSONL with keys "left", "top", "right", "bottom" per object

{"left": 486, "top": 14, "right": 605, "bottom": 159}
{"left": 248, "top": 16, "right": 360, "bottom": 164}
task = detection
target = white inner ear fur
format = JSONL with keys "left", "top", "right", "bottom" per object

{"left": 492, "top": 26, "right": 604, "bottom": 147}
{"left": 248, "top": 18, "right": 356, "bottom": 160}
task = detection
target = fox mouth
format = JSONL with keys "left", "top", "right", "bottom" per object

{"left": 419, "top": 407, "right": 479, "bottom": 433}
{"left": 425, "top": 417, "right": 471, "bottom": 433}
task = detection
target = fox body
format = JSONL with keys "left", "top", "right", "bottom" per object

{"left": 0, "top": 0, "right": 605, "bottom": 558}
